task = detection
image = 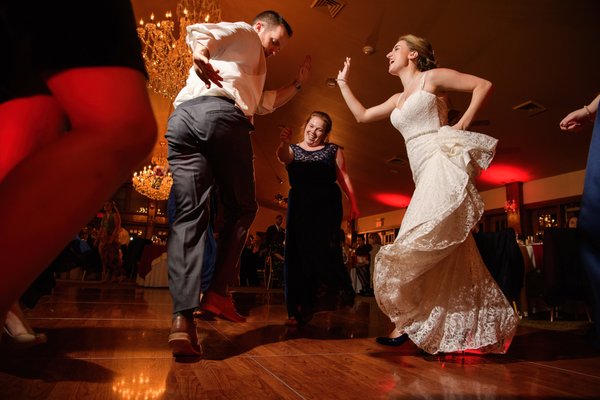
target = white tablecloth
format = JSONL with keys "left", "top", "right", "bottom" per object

{"left": 137, "top": 252, "right": 168, "bottom": 287}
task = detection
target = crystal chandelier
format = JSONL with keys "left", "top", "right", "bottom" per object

{"left": 137, "top": 0, "right": 222, "bottom": 101}
{"left": 132, "top": 0, "right": 222, "bottom": 200}
{"left": 132, "top": 140, "right": 173, "bottom": 201}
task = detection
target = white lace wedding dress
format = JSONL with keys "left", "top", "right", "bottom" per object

{"left": 374, "top": 75, "right": 518, "bottom": 354}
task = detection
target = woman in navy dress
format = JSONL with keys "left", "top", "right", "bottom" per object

{"left": 277, "top": 111, "right": 359, "bottom": 325}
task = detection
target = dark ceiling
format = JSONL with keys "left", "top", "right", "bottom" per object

{"left": 132, "top": 0, "right": 600, "bottom": 218}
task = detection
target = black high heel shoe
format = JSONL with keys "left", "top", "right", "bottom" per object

{"left": 376, "top": 333, "right": 409, "bottom": 347}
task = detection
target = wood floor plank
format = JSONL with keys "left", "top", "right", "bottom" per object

{"left": 0, "top": 357, "right": 303, "bottom": 399}
{"left": 1, "top": 280, "right": 599, "bottom": 399}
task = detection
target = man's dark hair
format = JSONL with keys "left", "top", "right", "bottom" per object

{"left": 252, "top": 10, "right": 293, "bottom": 37}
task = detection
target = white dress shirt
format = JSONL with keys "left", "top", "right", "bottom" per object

{"left": 173, "top": 21, "right": 277, "bottom": 117}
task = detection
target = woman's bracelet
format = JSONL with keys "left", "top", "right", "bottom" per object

{"left": 336, "top": 78, "right": 347, "bottom": 83}
{"left": 583, "top": 105, "right": 594, "bottom": 122}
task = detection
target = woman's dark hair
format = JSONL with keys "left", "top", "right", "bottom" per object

{"left": 305, "top": 111, "right": 333, "bottom": 134}
{"left": 301, "top": 111, "right": 333, "bottom": 144}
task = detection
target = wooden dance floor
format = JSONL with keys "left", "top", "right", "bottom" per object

{"left": 1, "top": 280, "right": 599, "bottom": 399}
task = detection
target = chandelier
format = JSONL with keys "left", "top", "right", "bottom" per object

{"left": 132, "top": 0, "right": 222, "bottom": 200}
{"left": 132, "top": 140, "right": 173, "bottom": 201}
{"left": 137, "top": 0, "right": 222, "bottom": 101}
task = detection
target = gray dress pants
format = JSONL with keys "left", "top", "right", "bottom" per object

{"left": 165, "top": 96, "right": 257, "bottom": 313}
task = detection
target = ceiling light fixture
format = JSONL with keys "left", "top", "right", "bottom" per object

{"left": 362, "top": 45, "right": 375, "bottom": 55}
{"left": 274, "top": 194, "right": 288, "bottom": 207}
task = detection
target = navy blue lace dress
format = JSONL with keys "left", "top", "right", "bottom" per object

{"left": 284, "top": 143, "right": 354, "bottom": 323}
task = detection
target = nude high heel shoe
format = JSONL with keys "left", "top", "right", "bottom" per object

{"left": 2, "top": 326, "right": 47, "bottom": 348}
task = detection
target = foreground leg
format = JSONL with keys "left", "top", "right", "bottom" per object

{"left": 165, "top": 101, "right": 214, "bottom": 356}
{"left": 3, "top": 303, "right": 47, "bottom": 349}
{"left": 0, "top": 67, "right": 156, "bottom": 317}
{"left": 200, "top": 101, "right": 255, "bottom": 323}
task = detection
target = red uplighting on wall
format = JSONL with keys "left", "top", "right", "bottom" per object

{"left": 373, "top": 193, "right": 411, "bottom": 208}
{"left": 478, "top": 164, "right": 530, "bottom": 185}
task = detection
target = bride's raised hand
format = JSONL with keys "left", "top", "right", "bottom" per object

{"left": 336, "top": 57, "right": 351, "bottom": 84}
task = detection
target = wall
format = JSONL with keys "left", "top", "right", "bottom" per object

{"left": 249, "top": 169, "right": 586, "bottom": 235}
{"left": 523, "top": 170, "right": 585, "bottom": 204}
{"left": 354, "top": 169, "right": 586, "bottom": 232}
{"left": 356, "top": 209, "right": 406, "bottom": 233}
{"left": 480, "top": 187, "right": 506, "bottom": 210}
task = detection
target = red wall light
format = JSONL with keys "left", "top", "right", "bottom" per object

{"left": 373, "top": 193, "right": 411, "bottom": 208}
{"left": 478, "top": 164, "right": 530, "bottom": 185}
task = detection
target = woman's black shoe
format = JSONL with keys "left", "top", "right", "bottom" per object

{"left": 376, "top": 333, "right": 409, "bottom": 347}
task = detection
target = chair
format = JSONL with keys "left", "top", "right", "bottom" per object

{"left": 255, "top": 258, "right": 266, "bottom": 288}
{"left": 473, "top": 228, "right": 525, "bottom": 315}
{"left": 123, "top": 237, "right": 151, "bottom": 280}
{"left": 542, "top": 228, "right": 592, "bottom": 321}
{"left": 264, "top": 254, "right": 273, "bottom": 289}
{"left": 264, "top": 251, "right": 283, "bottom": 290}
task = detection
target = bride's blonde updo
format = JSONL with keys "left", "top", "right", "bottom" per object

{"left": 398, "top": 34, "right": 438, "bottom": 71}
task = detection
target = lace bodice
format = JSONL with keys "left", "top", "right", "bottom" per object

{"left": 390, "top": 73, "right": 448, "bottom": 142}
{"left": 287, "top": 143, "right": 338, "bottom": 187}
{"left": 290, "top": 143, "right": 338, "bottom": 163}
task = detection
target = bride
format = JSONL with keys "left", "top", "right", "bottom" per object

{"left": 336, "top": 34, "right": 518, "bottom": 354}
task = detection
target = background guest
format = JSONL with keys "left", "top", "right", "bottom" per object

{"left": 354, "top": 235, "right": 373, "bottom": 296}
{"left": 368, "top": 233, "right": 383, "bottom": 295}
{"left": 265, "top": 214, "right": 286, "bottom": 249}
{"left": 96, "top": 201, "right": 124, "bottom": 282}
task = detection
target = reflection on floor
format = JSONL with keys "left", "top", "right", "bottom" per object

{"left": 1, "top": 281, "right": 599, "bottom": 399}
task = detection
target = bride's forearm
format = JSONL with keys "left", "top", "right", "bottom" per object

{"left": 337, "top": 80, "right": 369, "bottom": 123}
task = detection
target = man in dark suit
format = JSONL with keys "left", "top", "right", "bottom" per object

{"left": 266, "top": 214, "right": 285, "bottom": 249}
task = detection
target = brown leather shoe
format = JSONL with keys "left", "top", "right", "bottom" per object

{"left": 168, "top": 314, "right": 202, "bottom": 356}
{"left": 200, "top": 291, "right": 246, "bottom": 323}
